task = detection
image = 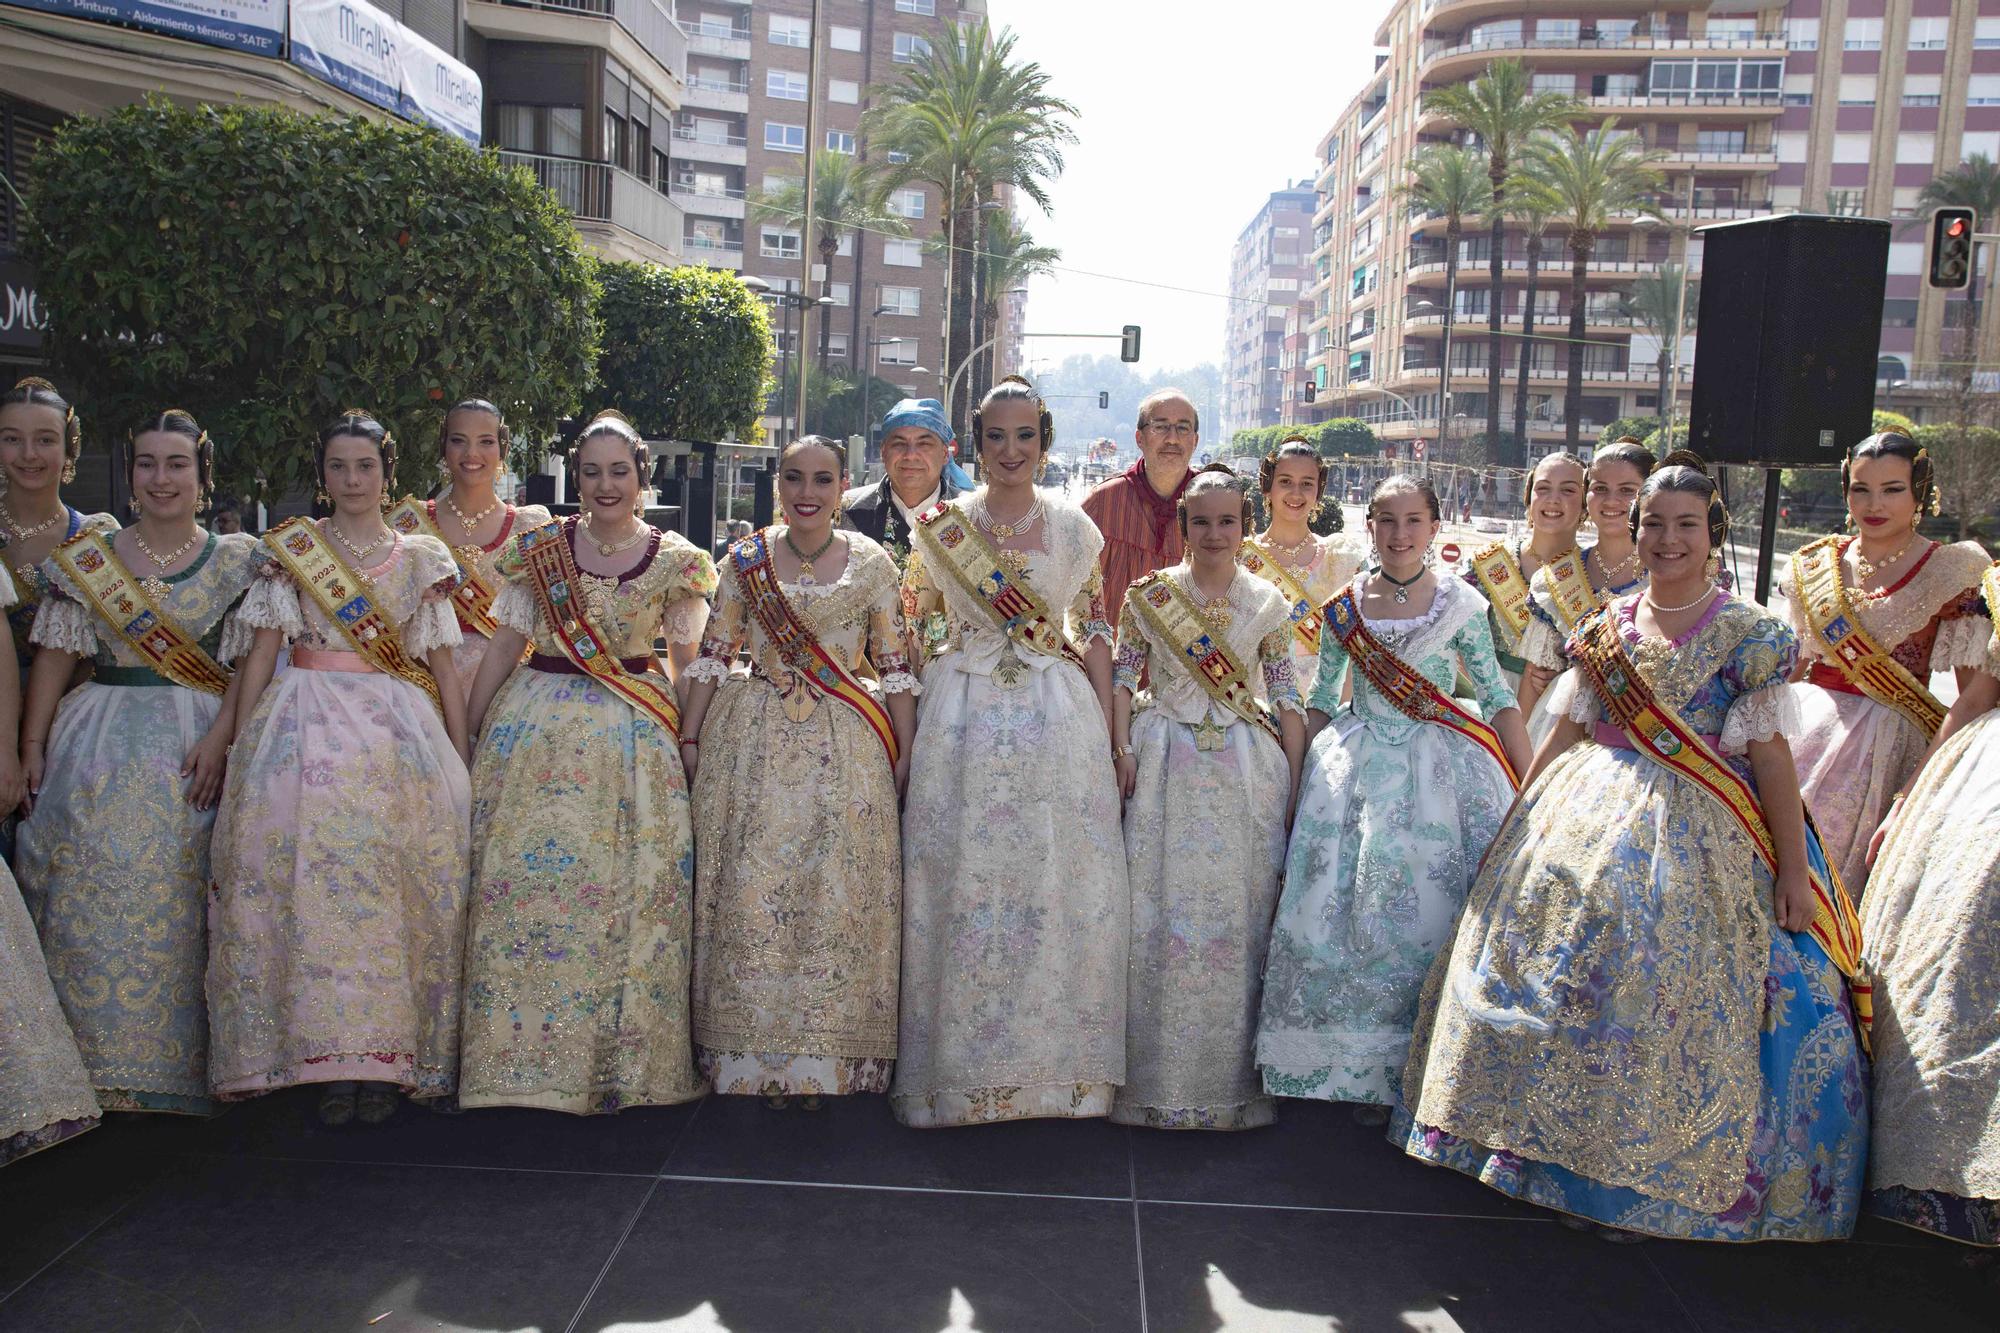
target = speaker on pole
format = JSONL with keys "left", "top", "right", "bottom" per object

{"left": 1687, "top": 213, "right": 1890, "bottom": 467}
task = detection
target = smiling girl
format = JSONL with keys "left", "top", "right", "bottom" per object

{"left": 1239, "top": 436, "right": 1362, "bottom": 701}
{"left": 1464, "top": 452, "right": 1586, "bottom": 694}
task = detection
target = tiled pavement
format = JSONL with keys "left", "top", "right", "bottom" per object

{"left": 0, "top": 1093, "right": 1989, "bottom": 1332}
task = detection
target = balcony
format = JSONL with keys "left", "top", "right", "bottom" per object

{"left": 1652, "top": 145, "right": 1780, "bottom": 172}
{"left": 684, "top": 74, "right": 749, "bottom": 114}
{"left": 1419, "top": 31, "right": 1786, "bottom": 81}
{"left": 684, "top": 18, "right": 751, "bottom": 59}
{"left": 683, "top": 235, "right": 745, "bottom": 270}
{"left": 670, "top": 179, "right": 747, "bottom": 220}
{"left": 500, "top": 151, "right": 684, "bottom": 265}
{"left": 1406, "top": 255, "right": 1662, "bottom": 283}
{"left": 672, "top": 125, "right": 748, "bottom": 166}
{"left": 468, "top": 0, "right": 686, "bottom": 102}
{"left": 1404, "top": 309, "right": 1637, "bottom": 332}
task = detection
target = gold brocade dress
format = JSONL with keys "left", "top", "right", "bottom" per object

{"left": 17, "top": 532, "right": 259, "bottom": 1114}
{"left": 459, "top": 519, "right": 717, "bottom": 1113}
{"left": 689, "top": 531, "right": 916, "bottom": 1096}
{"left": 410, "top": 499, "right": 552, "bottom": 702}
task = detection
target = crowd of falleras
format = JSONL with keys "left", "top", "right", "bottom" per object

{"left": 0, "top": 366, "right": 1995, "bottom": 1253}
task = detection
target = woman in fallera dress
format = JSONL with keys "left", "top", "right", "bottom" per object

{"left": 16, "top": 411, "right": 258, "bottom": 1117}
{"left": 1777, "top": 431, "right": 1990, "bottom": 898}
{"left": 459, "top": 412, "right": 717, "bottom": 1114}
{"left": 1237, "top": 435, "right": 1362, "bottom": 701}
{"left": 1111, "top": 467, "right": 1304, "bottom": 1130}
{"left": 207, "top": 411, "right": 473, "bottom": 1126}
{"left": 388, "top": 399, "right": 551, "bottom": 702}
{"left": 683, "top": 435, "right": 917, "bottom": 1108}
{"left": 1462, "top": 451, "right": 1586, "bottom": 694}
{"left": 1516, "top": 439, "right": 1654, "bottom": 745}
{"left": 1398, "top": 458, "right": 1869, "bottom": 1243}
{"left": 1256, "top": 475, "right": 1528, "bottom": 1122}
{"left": 1860, "top": 564, "right": 2000, "bottom": 1247}
{"left": 893, "top": 376, "right": 1130, "bottom": 1128}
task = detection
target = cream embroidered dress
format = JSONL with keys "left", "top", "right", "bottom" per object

{"left": 424, "top": 500, "right": 552, "bottom": 701}
{"left": 459, "top": 521, "right": 715, "bottom": 1113}
{"left": 1256, "top": 574, "right": 1517, "bottom": 1107}
{"left": 1398, "top": 593, "right": 1868, "bottom": 1242}
{"left": 17, "top": 532, "right": 258, "bottom": 1114}
{"left": 1112, "top": 566, "right": 1301, "bottom": 1130}
{"left": 1863, "top": 610, "right": 2000, "bottom": 1246}
{"left": 689, "top": 532, "right": 916, "bottom": 1097}
{"left": 1240, "top": 531, "right": 1362, "bottom": 702}
{"left": 1778, "top": 538, "right": 1989, "bottom": 896}
{"left": 206, "top": 527, "right": 471, "bottom": 1099}
{"left": 0, "top": 562, "right": 98, "bottom": 1165}
{"left": 1516, "top": 546, "right": 1646, "bottom": 750}
{"left": 892, "top": 490, "right": 1130, "bottom": 1128}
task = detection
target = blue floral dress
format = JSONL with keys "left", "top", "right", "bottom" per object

{"left": 1396, "top": 592, "right": 1868, "bottom": 1242}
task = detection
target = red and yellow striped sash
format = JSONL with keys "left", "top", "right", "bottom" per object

{"left": 1793, "top": 536, "right": 1945, "bottom": 738}
{"left": 264, "top": 519, "right": 442, "bottom": 714}
{"left": 52, "top": 530, "right": 230, "bottom": 696}
{"left": 516, "top": 518, "right": 680, "bottom": 736}
{"left": 1238, "top": 539, "right": 1321, "bottom": 658}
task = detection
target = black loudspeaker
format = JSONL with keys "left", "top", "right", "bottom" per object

{"left": 1687, "top": 214, "right": 1890, "bottom": 467}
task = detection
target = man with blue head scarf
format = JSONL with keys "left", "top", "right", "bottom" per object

{"left": 840, "top": 397, "right": 971, "bottom": 558}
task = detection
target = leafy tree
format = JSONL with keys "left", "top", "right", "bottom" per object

{"left": 751, "top": 150, "right": 907, "bottom": 372}
{"left": 1872, "top": 408, "right": 1918, "bottom": 436}
{"left": 1508, "top": 182, "right": 1556, "bottom": 456}
{"left": 1915, "top": 155, "right": 2000, "bottom": 336}
{"left": 800, "top": 364, "right": 912, "bottom": 442}
{"left": 1597, "top": 415, "right": 1662, "bottom": 448}
{"left": 1914, "top": 422, "right": 2000, "bottom": 542}
{"left": 23, "top": 100, "right": 599, "bottom": 500}
{"left": 1395, "top": 145, "right": 1490, "bottom": 460}
{"left": 1422, "top": 60, "right": 1580, "bottom": 464}
{"left": 1521, "top": 120, "right": 1667, "bottom": 452}
{"left": 589, "top": 261, "right": 772, "bottom": 443}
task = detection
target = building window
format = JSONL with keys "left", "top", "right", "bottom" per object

{"left": 498, "top": 104, "right": 586, "bottom": 157}
{"left": 886, "top": 150, "right": 911, "bottom": 164}
{"left": 765, "top": 122, "right": 806, "bottom": 153}
{"left": 1532, "top": 73, "right": 1574, "bottom": 94}
{"left": 1696, "top": 128, "right": 1747, "bottom": 153}
{"left": 1838, "top": 75, "right": 1876, "bottom": 106}
{"left": 1971, "top": 74, "right": 2000, "bottom": 107}
{"left": 827, "top": 333, "right": 851, "bottom": 358}
{"left": 893, "top": 33, "right": 931, "bottom": 63}
{"left": 895, "top": 0, "right": 935, "bottom": 12}
{"left": 884, "top": 238, "right": 923, "bottom": 267}
{"left": 829, "top": 79, "right": 859, "bottom": 105}
{"left": 830, "top": 24, "right": 862, "bottom": 51}
{"left": 1784, "top": 18, "right": 1818, "bottom": 50}
{"left": 761, "top": 228, "right": 801, "bottom": 260}
{"left": 1843, "top": 17, "right": 1882, "bottom": 50}
{"left": 1980, "top": 18, "right": 2000, "bottom": 48}
{"left": 888, "top": 188, "right": 926, "bottom": 219}
{"left": 1704, "top": 16, "right": 1757, "bottom": 40}
{"left": 604, "top": 110, "right": 628, "bottom": 170}
{"left": 879, "top": 339, "right": 918, "bottom": 365}
{"left": 828, "top": 282, "right": 851, "bottom": 307}
{"left": 826, "top": 131, "right": 856, "bottom": 154}
{"left": 880, "top": 285, "right": 921, "bottom": 316}
{"left": 769, "top": 15, "right": 809, "bottom": 47}
{"left": 1535, "top": 19, "right": 1579, "bottom": 41}
{"left": 766, "top": 70, "right": 808, "bottom": 101}
{"left": 836, "top": 231, "right": 854, "bottom": 257}
{"left": 1907, "top": 17, "right": 1948, "bottom": 49}
{"left": 761, "top": 171, "right": 792, "bottom": 195}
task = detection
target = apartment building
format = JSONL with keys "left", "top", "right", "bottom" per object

{"left": 673, "top": 0, "right": 986, "bottom": 393}
{"left": 1222, "top": 184, "right": 1317, "bottom": 442}
{"left": 1298, "top": 0, "right": 2000, "bottom": 453}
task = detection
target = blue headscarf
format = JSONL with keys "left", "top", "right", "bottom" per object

{"left": 881, "top": 397, "right": 974, "bottom": 489}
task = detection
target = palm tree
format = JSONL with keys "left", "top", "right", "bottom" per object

{"left": 1521, "top": 120, "right": 1667, "bottom": 450}
{"left": 1622, "top": 263, "right": 1697, "bottom": 430}
{"left": 1915, "top": 154, "right": 2000, "bottom": 341}
{"left": 1506, "top": 179, "right": 1554, "bottom": 454}
{"left": 1422, "top": 60, "right": 1581, "bottom": 465}
{"left": 1395, "top": 145, "right": 1489, "bottom": 462}
{"left": 972, "top": 211, "right": 1059, "bottom": 402}
{"left": 862, "top": 22, "right": 1077, "bottom": 428}
{"left": 750, "top": 151, "right": 909, "bottom": 372}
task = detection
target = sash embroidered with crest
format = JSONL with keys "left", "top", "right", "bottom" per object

{"left": 52, "top": 530, "right": 230, "bottom": 695}
{"left": 263, "top": 518, "right": 442, "bottom": 713}
{"left": 1468, "top": 540, "right": 1533, "bottom": 640}
{"left": 732, "top": 530, "right": 898, "bottom": 764}
{"left": 516, "top": 518, "right": 680, "bottom": 735}
{"left": 1540, "top": 545, "right": 1598, "bottom": 630}
{"left": 386, "top": 497, "right": 500, "bottom": 638}
{"left": 1127, "top": 570, "right": 1279, "bottom": 746}
{"left": 1238, "top": 539, "right": 1321, "bottom": 658}
{"left": 1792, "top": 536, "right": 1947, "bottom": 738}
{"left": 910, "top": 500, "right": 1085, "bottom": 687}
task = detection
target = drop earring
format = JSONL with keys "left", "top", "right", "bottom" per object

{"left": 60, "top": 460, "right": 76, "bottom": 484}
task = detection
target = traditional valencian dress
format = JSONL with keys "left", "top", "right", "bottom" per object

{"left": 1517, "top": 544, "right": 1645, "bottom": 748}
{"left": 0, "top": 562, "right": 98, "bottom": 1165}
{"left": 1462, "top": 535, "right": 1555, "bottom": 694}
{"left": 893, "top": 489, "right": 1129, "bottom": 1127}
{"left": 206, "top": 521, "right": 472, "bottom": 1100}
{"left": 388, "top": 496, "right": 551, "bottom": 702}
{"left": 1398, "top": 591, "right": 1869, "bottom": 1241}
{"left": 689, "top": 529, "right": 916, "bottom": 1097}
{"left": 1238, "top": 531, "right": 1363, "bottom": 702}
{"left": 459, "top": 518, "right": 715, "bottom": 1113}
{"left": 17, "top": 529, "right": 259, "bottom": 1114}
{"left": 1112, "top": 564, "right": 1301, "bottom": 1130}
{"left": 1257, "top": 574, "right": 1518, "bottom": 1107}
{"left": 1778, "top": 535, "right": 1989, "bottom": 896}
{"left": 1863, "top": 565, "right": 2000, "bottom": 1246}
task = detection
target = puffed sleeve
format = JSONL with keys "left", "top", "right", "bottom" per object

{"left": 1518, "top": 613, "right": 1567, "bottom": 673}
{"left": 1259, "top": 625, "right": 1304, "bottom": 717}
{"left": 1547, "top": 622, "right": 1604, "bottom": 726}
{"left": 1774, "top": 566, "right": 1813, "bottom": 651}
{"left": 28, "top": 559, "right": 98, "bottom": 656}
{"left": 864, "top": 552, "right": 920, "bottom": 695}
{"left": 686, "top": 558, "right": 747, "bottom": 684}
{"left": 1718, "top": 616, "right": 1804, "bottom": 754}
{"left": 1071, "top": 560, "right": 1115, "bottom": 648}
{"left": 1452, "top": 603, "right": 1519, "bottom": 720}
{"left": 1112, "top": 594, "right": 1149, "bottom": 695}
{"left": 1930, "top": 585, "right": 1995, "bottom": 673}
{"left": 1308, "top": 611, "right": 1350, "bottom": 715}
{"left": 485, "top": 530, "right": 542, "bottom": 636}
{"left": 233, "top": 557, "right": 307, "bottom": 642}
{"left": 656, "top": 534, "right": 718, "bottom": 647}
{"left": 399, "top": 537, "right": 466, "bottom": 658}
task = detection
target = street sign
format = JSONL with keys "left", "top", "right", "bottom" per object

{"left": 1440, "top": 541, "right": 1461, "bottom": 564}
{"left": 1413, "top": 438, "right": 1429, "bottom": 461}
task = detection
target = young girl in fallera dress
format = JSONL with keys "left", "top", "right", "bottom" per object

{"left": 1238, "top": 436, "right": 1362, "bottom": 703}
{"left": 683, "top": 435, "right": 918, "bottom": 1109}
{"left": 207, "top": 411, "right": 473, "bottom": 1126}
{"left": 1462, "top": 452, "right": 1586, "bottom": 695}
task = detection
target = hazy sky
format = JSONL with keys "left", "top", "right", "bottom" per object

{"left": 986, "top": 0, "right": 1383, "bottom": 373}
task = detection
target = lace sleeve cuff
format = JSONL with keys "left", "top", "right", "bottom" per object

{"left": 879, "top": 669, "right": 922, "bottom": 696}
{"left": 215, "top": 608, "right": 255, "bottom": 665}
{"left": 1263, "top": 655, "right": 1305, "bottom": 717}
{"left": 1546, "top": 668, "right": 1601, "bottom": 726}
{"left": 1718, "top": 681, "right": 1803, "bottom": 754}
{"left": 660, "top": 595, "right": 711, "bottom": 647}
{"left": 1519, "top": 616, "right": 1567, "bottom": 672}
{"left": 1078, "top": 617, "right": 1116, "bottom": 649}
{"left": 236, "top": 570, "right": 305, "bottom": 638}
{"left": 1112, "top": 639, "right": 1147, "bottom": 694}
{"left": 1931, "top": 613, "right": 1997, "bottom": 673}
{"left": 401, "top": 598, "right": 465, "bottom": 658}
{"left": 491, "top": 582, "right": 540, "bottom": 637}
{"left": 28, "top": 596, "right": 97, "bottom": 656}
{"left": 682, "top": 656, "right": 732, "bottom": 684}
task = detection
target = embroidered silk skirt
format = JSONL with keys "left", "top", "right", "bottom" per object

{"left": 1, "top": 864, "right": 99, "bottom": 1165}
{"left": 1787, "top": 685, "right": 1928, "bottom": 900}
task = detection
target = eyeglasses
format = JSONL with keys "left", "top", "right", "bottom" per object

{"left": 1143, "top": 422, "right": 1197, "bottom": 440}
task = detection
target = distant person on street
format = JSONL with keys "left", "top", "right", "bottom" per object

{"left": 839, "top": 398, "right": 969, "bottom": 560}
{"left": 1082, "top": 389, "right": 1198, "bottom": 614}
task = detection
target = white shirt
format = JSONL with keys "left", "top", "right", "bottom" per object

{"left": 890, "top": 482, "right": 942, "bottom": 530}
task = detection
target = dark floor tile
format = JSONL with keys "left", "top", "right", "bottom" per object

{"left": 194, "top": 1084, "right": 698, "bottom": 1175}
{"left": 1130, "top": 1098, "right": 1537, "bottom": 1219}
{"left": 0, "top": 1116, "right": 198, "bottom": 1299}
{"left": 575, "top": 1176, "right": 1141, "bottom": 1333}
{"left": 1642, "top": 1231, "right": 1994, "bottom": 1333}
{"left": 1139, "top": 1201, "right": 1698, "bottom": 1333}
{"left": 663, "top": 1092, "right": 1133, "bottom": 1197}
{"left": 0, "top": 1154, "right": 652, "bottom": 1333}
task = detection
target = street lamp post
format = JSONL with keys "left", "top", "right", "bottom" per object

{"left": 859, "top": 304, "right": 902, "bottom": 475}
{"left": 1632, "top": 176, "right": 1698, "bottom": 441}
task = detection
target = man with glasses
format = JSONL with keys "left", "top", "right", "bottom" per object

{"left": 1082, "top": 388, "right": 1199, "bottom": 614}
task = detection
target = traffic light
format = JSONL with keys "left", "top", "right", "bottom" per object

{"left": 1303, "top": 381, "right": 1317, "bottom": 404}
{"left": 1929, "top": 207, "right": 1976, "bottom": 289}
{"left": 1097, "top": 391, "right": 1109, "bottom": 409}
{"left": 1120, "top": 324, "right": 1142, "bottom": 362}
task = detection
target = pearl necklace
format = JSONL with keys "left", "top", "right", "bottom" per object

{"left": 972, "top": 491, "right": 1044, "bottom": 540}
{"left": 329, "top": 521, "right": 391, "bottom": 568}
{"left": 0, "top": 502, "right": 63, "bottom": 542}
{"left": 1258, "top": 531, "right": 1317, "bottom": 567}
{"left": 131, "top": 527, "right": 201, "bottom": 601}
{"left": 1646, "top": 584, "right": 1716, "bottom": 615}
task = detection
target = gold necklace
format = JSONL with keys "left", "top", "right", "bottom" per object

{"left": 1851, "top": 533, "right": 1917, "bottom": 587}
{"left": 0, "top": 501, "right": 63, "bottom": 542}
{"left": 783, "top": 527, "right": 839, "bottom": 586}
{"left": 443, "top": 490, "right": 500, "bottom": 533}
{"left": 1596, "top": 544, "right": 1642, "bottom": 588}
{"left": 329, "top": 521, "right": 391, "bottom": 569}
{"left": 582, "top": 514, "right": 647, "bottom": 557}
{"left": 131, "top": 526, "right": 201, "bottom": 601}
